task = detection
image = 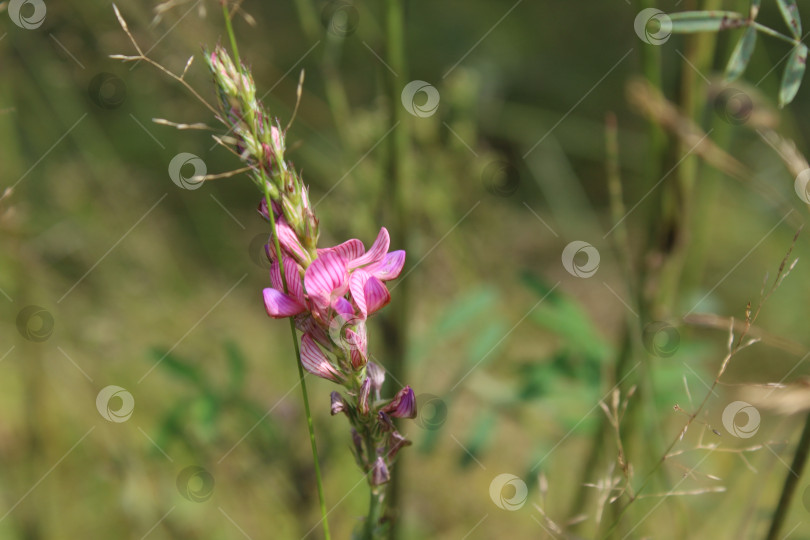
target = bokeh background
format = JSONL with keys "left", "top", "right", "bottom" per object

{"left": 4, "top": 0, "right": 810, "bottom": 538}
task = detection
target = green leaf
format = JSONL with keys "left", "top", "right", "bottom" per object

{"left": 779, "top": 43, "right": 808, "bottom": 108}
{"left": 668, "top": 11, "right": 746, "bottom": 33}
{"left": 725, "top": 26, "right": 757, "bottom": 81}
{"left": 777, "top": 0, "right": 802, "bottom": 39}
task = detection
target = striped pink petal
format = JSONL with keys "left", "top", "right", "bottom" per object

{"left": 347, "top": 324, "right": 368, "bottom": 369}
{"left": 305, "top": 252, "right": 349, "bottom": 310}
{"left": 318, "top": 239, "right": 365, "bottom": 261}
{"left": 270, "top": 257, "right": 306, "bottom": 305}
{"left": 333, "top": 297, "right": 355, "bottom": 319}
{"left": 348, "top": 228, "right": 390, "bottom": 270}
{"left": 364, "top": 276, "right": 391, "bottom": 315}
{"left": 276, "top": 218, "right": 309, "bottom": 263}
{"left": 263, "top": 288, "right": 306, "bottom": 318}
{"left": 349, "top": 269, "right": 371, "bottom": 317}
{"left": 296, "top": 315, "right": 331, "bottom": 348}
{"left": 300, "top": 333, "right": 343, "bottom": 382}
{"left": 366, "top": 250, "right": 405, "bottom": 281}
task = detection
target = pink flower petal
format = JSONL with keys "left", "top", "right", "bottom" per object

{"left": 305, "top": 252, "right": 349, "bottom": 310}
{"left": 270, "top": 257, "right": 306, "bottom": 305}
{"left": 364, "top": 276, "right": 391, "bottom": 315}
{"left": 349, "top": 269, "right": 371, "bottom": 317}
{"left": 347, "top": 324, "right": 368, "bottom": 369}
{"left": 349, "top": 228, "right": 390, "bottom": 270}
{"left": 300, "top": 333, "right": 343, "bottom": 383}
{"left": 366, "top": 250, "right": 406, "bottom": 281}
{"left": 318, "top": 239, "right": 365, "bottom": 261}
{"left": 263, "top": 288, "right": 306, "bottom": 318}
{"left": 333, "top": 297, "right": 355, "bottom": 319}
{"left": 296, "top": 315, "right": 331, "bottom": 348}
{"left": 276, "top": 218, "right": 309, "bottom": 263}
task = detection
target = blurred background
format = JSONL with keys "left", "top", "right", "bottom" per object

{"left": 4, "top": 0, "right": 810, "bottom": 538}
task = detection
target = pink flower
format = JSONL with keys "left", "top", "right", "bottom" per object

{"left": 380, "top": 386, "right": 416, "bottom": 419}
{"left": 300, "top": 333, "right": 344, "bottom": 383}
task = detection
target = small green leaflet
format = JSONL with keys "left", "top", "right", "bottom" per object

{"left": 780, "top": 43, "right": 808, "bottom": 107}
{"left": 725, "top": 26, "right": 757, "bottom": 81}
{"left": 668, "top": 11, "right": 746, "bottom": 33}
{"left": 776, "top": 0, "right": 802, "bottom": 39}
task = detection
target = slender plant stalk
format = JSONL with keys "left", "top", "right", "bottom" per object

{"left": 382, "top": 0, "right": 409, "bottom": 538}
{"left": 220, "top": 4, "right": 331, "bottom": 539}
{"left": 765, "top": 412, "right": 810, "bottom": 540}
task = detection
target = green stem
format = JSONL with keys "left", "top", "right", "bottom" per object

{"left": 752, "top": 21, "right": 800, "bottom": 46}
{"left": 765, "top": 412, "right": 810, "bottom": 540}
{"left": 383, "top": 0, "right": 408, "bottom": 538}
{"left": 221, "top": 3, "right": 331, "bottom": 539}
{"left": 363, "top": 486, "right": 386, "bottom": 540}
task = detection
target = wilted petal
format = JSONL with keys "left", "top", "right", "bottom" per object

{"left": 366, "top": 250, "right": 406, "bottom": 281}
{"left": 305, "top": 252, "right": 349, "bottom": 312}
{"left": 367, "top": 362, "right": 385, "bottom": 395}
{"left": 318, "top": 238, "right": 365, "bottom": 261}
{"left": 381, "top": 386, "right": 416, "bottom": 419}
{"left": 358, "top": 378, "right": 371, "bottom": 415}
{"left": 270, "top": 257, "right": 306, "bottom": 305}
{"left": 263, "top": 288, "right": 306, "bottom": 318}
{"left": 370, "top": 457, "right": 390, "bottom": 485}
{"left": 330, "top": 391, "right": 347, "bottom": 416}
{"left": 300, "top": 333, "right": 343, "bottom": 383}
{"left": 364, "top": 277, "right": 391, "bottom": 315}
{"left": 349, "top": 228, "right": 390, "bottom": 270}
{"left": 387, "top": 431, "right": 412, "bottom": 460}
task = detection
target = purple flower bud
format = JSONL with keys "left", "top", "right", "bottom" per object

{"left": 381, "top": 386, "right": 417, "bottom": 419}
{"left": 370, "top": 457, "right": 390, "bottom": 486}
{"left": 330, "top": 391, "right": 347, "bottom": 416}
{"left": 358, "top": 378, "right": 371, "bottom": 415}
{"left": 366, "top": 362, "right": 385, "bottom": 396}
